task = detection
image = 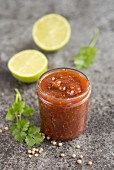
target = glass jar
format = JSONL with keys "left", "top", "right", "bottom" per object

{"left": 36, "top": 68, "right": 91, "bottom": 141}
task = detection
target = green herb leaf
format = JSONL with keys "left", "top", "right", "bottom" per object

{"left": 25, "top": 126, "right": 43, "bottom": 147}
{"left": 6, "top": 88, "right": 44, "bottom": 146}
{"left": 23, "top": 105, "right": 34, "bottom": 116}
{"left": 74, "top": 46, "right": 96, "bottom": 70}
{"left": 11, "top": 120, "right": 30, "bottom": 142}
{"left": 6, "top": 108, "right": 15, "bottom": 120}
{"left": 13, "top": 129, "right": 27, "bottom": 142}
{"left": 16, "top": 119, "right": 30, "bottom": 131}
{"left": 74, "top": 28, "right": 99, "bottom": 70}
{"left": 13, "top": 101, "right": 25, "bottom": 114}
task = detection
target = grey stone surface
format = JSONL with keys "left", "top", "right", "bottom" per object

{"left": 0, "top": 0, "right": 114, "bottom": 169}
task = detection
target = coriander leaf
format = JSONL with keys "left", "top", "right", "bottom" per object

{"left": 28, "top": 126, "right": 40, "bottom": 134}
{"left": 11, "top": 123, "right": 27, "bottom": 142}
{"left": 74, "top": 47, "right": 96, "bottom": 70}
{"left": 11, "top": 120, "right": 30, "bottom": 142}
{"left": 13, "top": 101, "right": 25, "bottom": 114}
{"left": 14, "top": 130, "right": 27, "bottom": 142}
{"left": 25, "top": 135, "right": 36, "bottom": 147}
{"left": 25, "top": 126, "right": 43, "bottom": 147}
{"left": 16, "top": 119, "right": 30, "bottom": 131}
{"left": 6, "top": 108, "right": 15, "bottom": 120}
{"left": 23, "top": 105, "right": 34, "bottom": 116}
{"left": 74, "top": 28, "right": 99, "bottom": 70}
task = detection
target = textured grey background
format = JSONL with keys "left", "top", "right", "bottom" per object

{"left": 0, "top": 0, "right": 114, "bottom": 170}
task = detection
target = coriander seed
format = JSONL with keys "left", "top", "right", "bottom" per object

{"left": 76, "top": 144, "right": 80, "bottom": 149}
{"left": 47, "top": 136, "right": 50, "bottom": 140}
{"left": 52, "top": 141, "right": 57, "bottom": 145}
{"left": 76, "top": 159, "right": 82, "bottom": 164}
{"left": 36, "top": 149, "right": 39, "bottom": 152}
{"left": 79, "top": 155, "right": 83, "bottom": 159}
{"left": 31, "top": 150, "right": 35, "bottom": 154}
{"left": 60, "top": 153, "right": 65, "bottom": 157}
{"left": 32, "top": 148, "right": 36, "bottom": 151}
{"left": 58, "top": 142, "right": 62, "bottom": 147}
{"left": 4, "top": 127, "right": 9, "bottom": 130}
{"left": 39, "top": 148, "right": 43, "bottom": 153}
{"left": 35, "top": 153, "right": 38, "bottom": 157}
{"left": 72, "top": 154, "right": 76, "bottom": 158}
{"left": 28, "top": 154, "right": 32, "bottom": 158}
{"left": 88, "top": 160, "right": 93, "bottom": 166}
{"left": 28, "top": 150, "right": 32, "bottom": 154}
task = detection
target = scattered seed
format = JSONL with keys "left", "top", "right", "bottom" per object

{"left": 4, "top": 127, "right": 9, "bottom": 130}
{"left": 79, "top": 155, "right": 83, "bottom": 159}
{"left": 39, "top": 148, "right": 43, "bottom": 154}
{"left": 72, "top": 154, "right": 76, "bottom": 158}
{"left": 28, "top": 150, "right": 32, "bottom": 154}
{"left": 31, "top": 150, "right": 35, "bottom": 154}
{"left": 52, "top": 141, "right": 57, "bottom": 146}
{"left": 28, "top": 154, "right": 32, "bottom": 158}
{"left": 47, "top": 136, "right": 50, "bottom": 140}
{"left": 88, "top": 160, "right": 93, "bottom": 166}
{"left": 60, "top": 153, "right": 65, "bottom": 157}
{"left": 0, "top": 129, "right": 2, "bottom": 133}
{"left": 32, "top": 148, "right": 36, "bottom": 151}
{"left": 41, "top": 133, "right": 45, "bottom": 138}
{"left": 76, "top": 159, "right": 82, "bottom": 164}
{"left": 58, "top": 142, "right": 62, "bottom": 147}
{"left": 35, "top": 153, "right": 38, "bottom": 157}
{"left": 36, "top": 149, "right": 39, "bottom": 152}
{"left": 40, "top": 148, "right": 43, "bottom": 151}
{"left": 76, "top": 144, "right": 80, "bottom": 149}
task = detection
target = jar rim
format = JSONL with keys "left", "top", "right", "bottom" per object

{"left": 36, "top": 67, "right": 91, "bottom": 102}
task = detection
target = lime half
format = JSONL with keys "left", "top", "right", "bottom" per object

{"left": 32, "top": 14, "right": 71, "bottom": 51}
{"left": 8, "top": 50, "right": 48, "bottom": 83}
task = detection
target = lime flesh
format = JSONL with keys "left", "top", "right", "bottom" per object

{"left": 8, "top": 50, "right": 48, "bottom": 83}
{"left": 32, "top": 14, "right": 71, "bottom": 51}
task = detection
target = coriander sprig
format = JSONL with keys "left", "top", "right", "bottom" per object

{"left": 74, "top": 28, "right": 99, "bottom": 70}
{"left": 6, "top": 88, "right": 44, "bottom": 147}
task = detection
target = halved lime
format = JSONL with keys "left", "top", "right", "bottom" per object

{"left": 32, "top": 14, "right": 71, "bottom": 51}
{"left": 8, "top": 50, "right": 48, "bottom": 83}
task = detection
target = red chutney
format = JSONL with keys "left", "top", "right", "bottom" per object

{"left": 36, "top": 68, "right": 91, "bottom": 141}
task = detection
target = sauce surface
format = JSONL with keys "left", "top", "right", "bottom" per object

{"left": 40, "top": 69, "right": 89, "bottom": 99}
